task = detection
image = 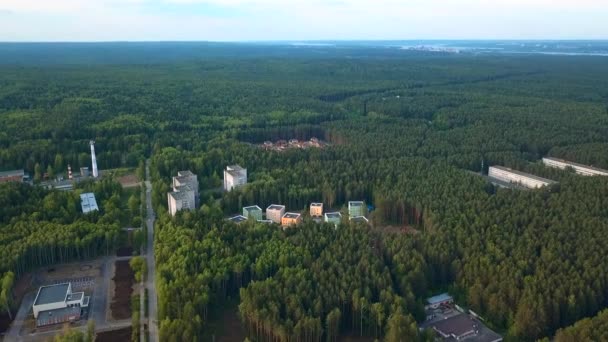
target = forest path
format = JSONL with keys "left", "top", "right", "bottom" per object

{"left": 144, "top": 159, "right": 158, "bottom": 342}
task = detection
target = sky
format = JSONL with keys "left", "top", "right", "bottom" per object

{"left": 0, "top": 0, "right": 607, "bottom": 41}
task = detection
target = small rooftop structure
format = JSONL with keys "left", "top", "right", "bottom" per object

{"left": 80, "top": 193, "right": 99, "bottom": 213}
{"left": 228, "top": 215, "right": 248, "bottom": 224}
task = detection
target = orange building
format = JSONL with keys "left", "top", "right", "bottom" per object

{"left": 281, "top": 212, "right": 303, "bottom": 228}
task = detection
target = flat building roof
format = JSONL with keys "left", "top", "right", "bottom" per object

{"left": 325, "top": 212, "right": 341, "bottom": 218}
{"left": 244, "top": 205, "right": 262, "bottom": 211}
{"left": 0, "top": 169, "right": 24, "bottom": 178}
{"left": 80, "top": 192, "right": 99, "bottom": 213}
{"left": 34, "top": 283, "right": 70, "bottom": 306}
{"left": 267, "top": 204, "right": 285, "bottom": 211}
{"left": 310, "top": 203, "right": 323, "bottom": 207}
{"left": 349, "top": 201, "right": 364, "bottom": 207}
{"left": 283, "top": 212, "right": 301, "bottom": 219}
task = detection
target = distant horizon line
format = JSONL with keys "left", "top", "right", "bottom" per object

{"left": 1, "top": 39, "right": 608, "bottom": 44}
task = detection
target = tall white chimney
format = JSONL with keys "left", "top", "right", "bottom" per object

{"left": 90, "top": 140, "right": 99, "bottom": 178}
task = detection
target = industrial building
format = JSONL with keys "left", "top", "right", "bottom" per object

{"left": 80, "top": 193, "right": 99, "bottom": 213}
{"left": 310, "top": 203, "right": 323, "bottom": 217}
{"left": 0, "top": 169, "right": 25, "bottom": 183}
{"left": 167, "top": 171, "right": 199, "bottom": 216}
{"left": 324, "top": 212, "right": 342, "bottom": 226}
{"left": 243, "top": 205, "right": 263, "bottom": 221}
{"left": 348, "top": 201, "right": 366, "bottom": 217}
{"left": 488, "top": 166, "right": 556, "bottom": 189}
{"left": 542, "top": 157, "right": 608, "bottom": 176}
{"left": 281, "top": 212, "right": 303, "bottom": 228}
{"left": 224, "top": 165, "right": 247, "bottom": 191}
{"left": 266, "top": 204, "right": 286, "bottom": 224}
{"left": 32, "top": 282, "right": 89, "bottom": 327}
{"left": 228, "top": 215, "right": 248, "bottom": 224}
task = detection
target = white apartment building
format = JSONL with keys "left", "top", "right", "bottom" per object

{"left": 266, "top": 204, "right": 286, "bottom": 224}
{"left": 542, "top": 157, "right": 608, "bottom": 177}
{"left": 167, "top": 170, "right": 198, "bottom": 216}
{"left": 224, "top": 165, "right": 247, "bottom": 191}
{"left": 488, "top": 166, "right": 556, "bottom": 189}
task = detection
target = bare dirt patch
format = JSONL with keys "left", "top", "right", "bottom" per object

{"left": 97, "top": 327, "right": 132, "bottom": 342}
{"left": 110, "top": 260, "right": 134, "bottom": 320}
{"left": 117, "top": 246, "right": 134, "bottom": 257}
{"left": 117, "top": 174, "right": 141, "bottom": 188}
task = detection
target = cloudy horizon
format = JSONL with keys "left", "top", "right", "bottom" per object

{"left": 1, "top": 0, "right": 607, "bottom": 42}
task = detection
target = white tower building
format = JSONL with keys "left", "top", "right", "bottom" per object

{"left": 90, "top": 141, "right": 99, "bottom": 178}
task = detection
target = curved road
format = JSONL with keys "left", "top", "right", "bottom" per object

{"left": 145, "top": 159, "right": 159, "bottom": 342}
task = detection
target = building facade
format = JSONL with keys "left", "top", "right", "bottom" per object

{"left": 224, "top": 165, "right": 247, "bottom": 191}
{"left": 348, "top": 201, "right": 366, "bottom": 217}
{"left": 310, "top": 203, "right": 323, "bottom": 217}
{"left": 488, "top": 166, "right": 556, "bottom": 189}
{"left": 0, "top": 169, "right": 25, "bottom": 183}
{"left": 243, "top": 205, "right": 263, "bottom": 221}
{"left": 542, "top": 157, "right": 608, "bottom": 177}
{"left": 266, "top": 204, "right": 286, "bottom": 224}
{"left": 168, "top": 170, "right": 199, "bottom": 216}
{"left": 282, "top": 212, "right": 303, "bottom": 228}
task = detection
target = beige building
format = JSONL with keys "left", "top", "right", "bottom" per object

{"left": 266, "top": 204, "right": 286, "bottom": 224}
{"left": 282, "top": 212, "right": 303, "bottom": 228}
{"left": 310, "top": 203, "right": 323, "bottom": 217}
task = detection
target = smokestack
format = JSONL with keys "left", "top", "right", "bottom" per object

{"left": 90, "top": 140, "right": 99, "bottom": 178}
{"left": 68, "top": 164, "right": 73, "bottom": 180}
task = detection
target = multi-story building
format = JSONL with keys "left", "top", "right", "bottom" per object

{"left": 32, "top": 282, "right": 89, "bottom": 327}
{"left": 324, "top": 212, "right": 342, "bottom": 227}
{"left": 348, "top": 201, "right": 366, "bottom": 218}
{"left": 0, "top": 169, "right": 25, "bottom": 183}
{"left": 266, "top": 204, "right": 286, "bottom": 224}
{"left": 167, "top": 170, "right": 198, "bottom": 216}
{"left": 542, "top": 157, "right": 608, "bottom": 177}
{"left": 243, "top": 205, "right": 263, "bottom": 221}
{"left": 488, "top": 166, "right": 556, "bottom": 189}
{"left": 224, "top": 165, "right": 247, "bottom": 191}
{"left": 282, "top": 212, "right": 303, "bottom": 228}
{"left": 310, "top": 203, "right": 323, "bottom": 217}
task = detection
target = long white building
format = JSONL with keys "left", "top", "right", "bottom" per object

{"left": 489, "top": 166, "right": 556, "bottom": 189}
{"left": 168, "top": 170, "right": 199, "bottom": 216}
{"left": 224, "top": 165, "right": 247, "bottom": 191}
{"left": 80, "top": 193, "right": 99, "bottom": 213}
{"left": 542, "top": 157, "right": 608, "bottom": 177}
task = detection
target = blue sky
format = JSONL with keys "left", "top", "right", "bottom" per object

{"left": 0, "top": 0, "right": 607, "bottom": 41}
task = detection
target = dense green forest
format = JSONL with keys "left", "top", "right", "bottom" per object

{"left": 1, "top": 43, "right": 608, "bottom": 341}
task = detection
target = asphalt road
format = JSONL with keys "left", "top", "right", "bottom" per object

{"left": 145, "top": 159, "right": 159, "bottom": 342}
